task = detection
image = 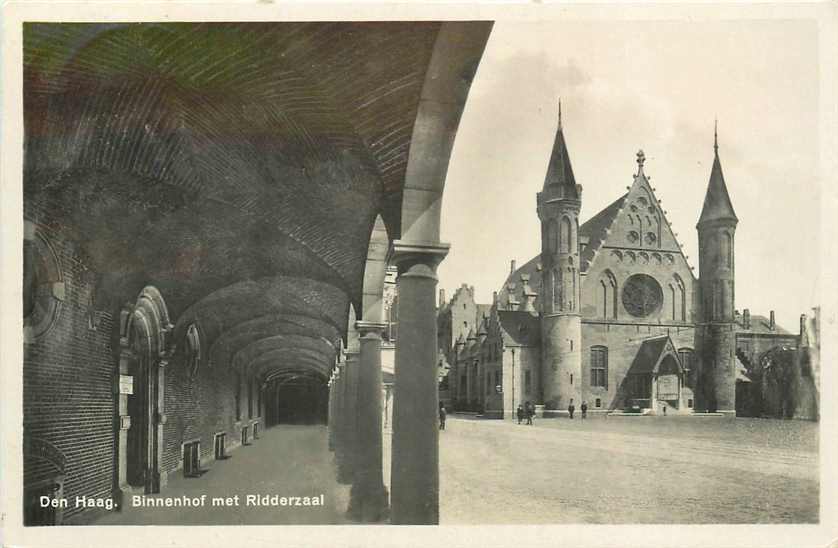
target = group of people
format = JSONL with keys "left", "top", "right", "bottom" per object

{"left": 439, "top": 398, "right": 591, "bottom": 430}
{"left": 517, "top": 399, "right": 590, "bottom": 422}
{"left": 566, "top": 399, "right": 589, "bottom": 419}
{"left": 515, "top": 401, "right": 537, "bottom": 425}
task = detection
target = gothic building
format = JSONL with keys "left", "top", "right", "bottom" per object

{"left": 441, "top": 110, "right": 816, "bottom": 418}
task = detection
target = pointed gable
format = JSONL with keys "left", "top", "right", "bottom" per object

{"left": 584, "top": 149, "right": 696, "bottom": 278}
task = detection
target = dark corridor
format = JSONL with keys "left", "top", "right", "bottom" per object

{"left": 266, "top": 378, "right": 328, "bottom": 425}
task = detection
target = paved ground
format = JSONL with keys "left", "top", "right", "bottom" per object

{"left": 438, "top": 415, "right": 819, "bottom": 524}
{"left": 92, "top": 416, "right": 818, "bottom": 525}
{"left": 94, "top": 425, "right": 351, "bottom": 525}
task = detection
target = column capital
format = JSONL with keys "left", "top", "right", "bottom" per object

{"left": 390, "top": 240, "right": 450, "bottom": 275}
{"left": 355, "top": 321, "right": 388, "bottom": 337}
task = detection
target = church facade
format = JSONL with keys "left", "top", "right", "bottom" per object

{"left": 439, "top": 110, "right": 816, "bottom": 418}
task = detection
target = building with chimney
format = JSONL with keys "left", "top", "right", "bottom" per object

{"left": 440, "top": 107, "right": 817, "bottom": 419}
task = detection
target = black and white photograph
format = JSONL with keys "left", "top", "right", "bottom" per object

{"left": 2, "top": 3, "right": 837, "bottom": 548}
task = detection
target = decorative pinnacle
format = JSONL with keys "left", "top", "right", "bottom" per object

{"left": 558, "top": 97, "right": 562, "bottom": 129}
{"left": 636, "top": 149, "right": 646, "bottom": 172}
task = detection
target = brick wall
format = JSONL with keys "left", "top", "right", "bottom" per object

{"left": 161, "top": 354, "right": 259, "bottom": 475}
{"left": 23, "top": 208, "right": 117, "bottom": 524}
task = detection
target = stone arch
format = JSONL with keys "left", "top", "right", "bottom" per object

{"left": 116, "top": 285, "right": 172, "bottom": 496}
{"left": 23, "top": 219, "right": 65, "bottom": 343}
{"left": 361, "top": 215, "right": 390, "bottom": 325}
{"left": 398, "top": 22, "right": 492, "bottom": 245}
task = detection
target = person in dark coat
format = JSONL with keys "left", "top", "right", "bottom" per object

{"left": 581, "top": 401, "right": 588, "bottom": 419}
{"left": 525, "top": 401, "right": 534, "bottom": 425}
{"left": 439, "top": 401, "right": 447, "bottom": 430}
{"left": 568, "top": 399, "right": 575, "bottom": 419}
{"left": 516, "top": 404, "right": 524, "bottom": 424}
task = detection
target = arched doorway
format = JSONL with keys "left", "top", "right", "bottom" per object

{"left": 655, "top": 355, "right": 681, "bottom": 412}
{"left": 116, "top": 287, "right": 172, "bottom": 497}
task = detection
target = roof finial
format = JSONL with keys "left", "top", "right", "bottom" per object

{"left": 714, "top": 118, "right": 719, "bottom": 155}
{"left": 636, "top": 149, "right": 646, "bottom": 173}
{"left": 558, "top": 97, "right": 562, "bottom": 129}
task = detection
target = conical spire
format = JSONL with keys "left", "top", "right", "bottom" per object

{"left": 542, "top": 98, "right": 578, "bottom": 198}
{"left": 698, "top": 122, "right": 738, "bottom": 226}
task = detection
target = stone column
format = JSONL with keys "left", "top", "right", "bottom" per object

{"left": 390, "top": 240, "right": 448, "bottom": 525}
{"left": 153, "top": 356, "right": 168, "bottom": 491}
{"left": 348, "top": 321, "right": 389, "bottom": 522}
{"left": 337, "top": 352, "right": 359, "bottom": 484}
{"left": 327, "top": 370, "right": 336, "bottom": 451}
{"left": 114, "top": 348, "right": 134, "bottom": 508}
{"left": 333, "top": 363, "right": 348, "bottom": 479}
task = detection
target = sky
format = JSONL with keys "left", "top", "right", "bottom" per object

{"left": 438, "top": 18, "right": 822, "bottom": 332}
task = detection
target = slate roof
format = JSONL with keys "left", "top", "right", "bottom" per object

{"left": 626, "top": 336, "right": 674, "bottom": 375}
{"left": 697, "top": 151, "right": 738, "bottom": 226}
{"left": 578, "top": 193, "right": 627, "bottom": 271}
{"left": 496, "top": 310, "right": 541, "bottom": 347}
{"left": 542, "top": 121, "right": 578, "bottom": 197}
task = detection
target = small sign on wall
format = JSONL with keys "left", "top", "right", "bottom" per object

{"left": 119, "top": 375, "right": 134, "bottom": 395}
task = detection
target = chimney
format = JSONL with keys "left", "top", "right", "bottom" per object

{"left": 492, "top": 291, "right": 498, "bottom": 306}
{"left": 800, "top": 314, "right": 806, "bottom": 336}
{"left": 439, "top": 288, "right": 446, "bottom": 308}
{"left": 510, "top": 259, "right": 516, "bottom": 274}
{"left": 743, "top": 309, "right": 750, "bottom": 330}
{"left": 769, "top": 310, "right": 775, "bottom": 331}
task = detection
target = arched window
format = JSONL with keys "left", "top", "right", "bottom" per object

{"left": 547, "top": 219, "right": 558, "bottom": 254}
{"left": 678, "top": 348, "right": 694, "bottom": 388}
{"left": 590, "top": 346, "right": 608, "bottom": 388}
{"left": 599, "top": 270, "right": 617, "bottom": 319}
{"left": 673, "top": 274, "right": 686, "bottom": 322}
{"left": 721, "top": 232, "right": 732, "bottom": 268}
{"left": 560, "top": 217, "right": 572, "bottom": 253}
{"left": 670, "top": 284, "right": 677, "bottom": 321}
{"left": 554, "top": 268, "right": 562, "bottom": 311}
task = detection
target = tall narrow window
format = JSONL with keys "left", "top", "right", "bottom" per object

{"left": 721, "top": 232, "right": 732, "bottom": 268}
{"left": 547, "top": 219, "right": 558, "bottom": 254}
{"left": 601, "top": 280, "right": 608, "bottom": 318}
{"left": 560, "top": 217, "right": 572, "bottom": 253}
{"left": 591, "top": 346, "right": 608, "bottom": 388}
{"left": 669, "top": 284, "right": 678, "bottom": 322}
{"left": 678, "top": 348, "right": 694, "bottom": 388}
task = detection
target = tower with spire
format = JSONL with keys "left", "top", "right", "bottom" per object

{"left": 695, "top": 121, "right": 739, "bottom": 413}
{"left": 537, "top": 100, "right": 583, "bottom": 410}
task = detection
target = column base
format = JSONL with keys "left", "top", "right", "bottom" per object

{"left": 336, "top": 458, "right": 354, "bottom": 485}
{"left": 347, "top": 482, "right": 389, "bottom": 523}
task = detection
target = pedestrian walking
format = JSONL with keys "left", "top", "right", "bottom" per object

{"left": 516, "top": 404, "right": 524, "bottom": 425}
{"left": 439, "top": 401, "right": 447, "bottom": 430}
{"left": 525, "top": 401, "right": 534, "bottom": 425}
{"left": 568, "top": 399, "right": 575, "bottom": 419}
{"left": 581, "top": 401, "right": 588, "bottom": 419}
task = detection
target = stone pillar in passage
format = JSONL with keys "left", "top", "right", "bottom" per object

{"left": 389, "top": 240, "right": 448, "bottom": 524}
{"left": 337, "top": 350, "right": 360, "bottom": 484}
{"left": 327, "top": 369, "right": 337, "bottom": 452}
{"left": 348, "top": 321, "right": 389, "bottom": 522}
{"left": 332, "top": 363, "right": 349, "bottom": 479}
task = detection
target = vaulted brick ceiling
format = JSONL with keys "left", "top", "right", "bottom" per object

{"left": 23, "top": 22, "right": 475, "bottom": 381}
